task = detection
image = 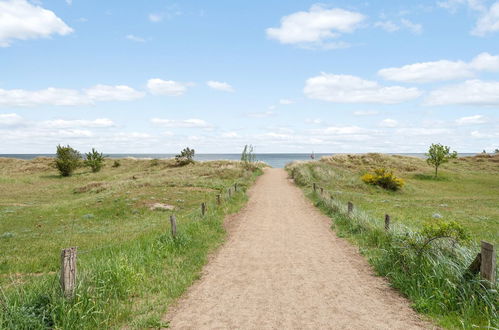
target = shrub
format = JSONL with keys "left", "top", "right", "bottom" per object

{"left": 361, "top": 168, "right": 404, "bottom": 191}
{"left": 112, "top": 160, "right": 121, "bottom": 168}
{"left": 175, "top": 147, "right": 195, "bottom": 166}
{"left": 240, "top": 144, "right": 258, "bottom": 171}
{"left": 54, "top": 145, "right": 81, "bottom": 177}
{"left": 150, "top": 159, "right": 160, "bottom": 167}
{"left": 84, "top": 148, "right": 105, "bottom": 173}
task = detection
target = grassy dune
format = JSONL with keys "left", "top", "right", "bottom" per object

{"left": 286, "top": 153, "right": 498, "bottom": 328}
{"left": 289, "top": 153, "right": 499, "bottom": 244}
{"left": 0, "top": 157, "right": 263, "bottom": 329}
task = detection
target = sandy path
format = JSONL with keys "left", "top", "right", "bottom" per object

{"left": 165, "top": 168, "right": 432, "bottom": 329}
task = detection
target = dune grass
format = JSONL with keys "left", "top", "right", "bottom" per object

{"left": 286, "top": 153, "right": 498, "bottom": 329}
{"left": 0, "top": 157, "right": 263, "bottom": 329}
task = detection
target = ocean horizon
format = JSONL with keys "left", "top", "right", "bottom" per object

{"left": 0, "top": 153, "right": 479, "bottom": 168}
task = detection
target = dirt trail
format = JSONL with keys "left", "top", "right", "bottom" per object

{"left": 165, "top": 168, "right": 432, "bottom": 329}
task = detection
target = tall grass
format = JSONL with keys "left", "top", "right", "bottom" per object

{"left": 0, "top": 165, "right": 262, "bottom": 329}
{"left": 288, "top": 162, "right": 498, "bottom": 329}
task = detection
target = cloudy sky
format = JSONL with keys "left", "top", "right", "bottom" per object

{"left": 0, "top": 0, "right": 498, "bottom": 153}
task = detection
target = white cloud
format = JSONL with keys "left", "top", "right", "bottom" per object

{"left": 304, "top": 73, "right": 422, "bottom": 104}
{"left": 0, "top": 87, "right": 90, "bottom": 106}
{"left": 425, "top": 79, "right": 499, "bottom": 105}
{"left": 125, "top": 34, "right": 146, "bottom": 42}
{"left": 0, "top": 84, "right": 144, "bottom": 107}
{"left": 455, "top": 114, "right": 487, "bottom": 125}
{"left": 313, "top": 125, "right": 367, "bottom": 135}
{"left": 395, "top": 128, "right": 453, "bottom": 135}
{"left": 148, "top": 13, "right": 163, "bottom": 22}
{"left": 147, "top": 78, "right": 193, "bottom": 96}
{"left": 374, "top": 20, "right": 400, "bottom": 32}
{"left": 206, "top": 80, "right": 234, "bottom": 92}
{"left": 0, "top": 0, "right": 73, "bottom": 47}
{"left": 472, "top": 2, "right": 499, "bottom": 35}
{"left": 42, "top": 118, "right": 116, "bottom": 128}
{"left": 306, "top": 118, "right": 323, "bottom": 124}
{"left": 246, "top": 111, "right": 275, "bottom": 118}
{"left": 438, "top": 0, "right": 487, "bottom": 13}
{"left": 151, "top": 118, "right": 212, "bottom": 128}
{"left": 266, "top": 4, "right": 365, "bottom": 47}
{"left": 85, "top": 84, "right": 145, "bottom": 101}
{"left": 279, "top": 99, "right": 294, "bottom": 104}
{"left": 353, "top": 110, "right": 379, "bottom": 116}
{"left": 0, "top": 113, "right": 24, "bottom": 127}
{"left": 378, "top": 52, "right": 499, "bottom": 83}
{"left": 380, "top": 118, "right": 398, "bottom": 127}
{"left": 400, "top": 18, "right": 423, "bottom": 34}
{"left": 221, "top": 132, "right": 239, "bottom": 138}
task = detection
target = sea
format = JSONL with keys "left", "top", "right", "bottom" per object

{"left": 0, "top": 153, "right": 478, "bottom": 168}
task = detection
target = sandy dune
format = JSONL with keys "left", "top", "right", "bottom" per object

{"left": 165, "top": 168, "right": 433, "bottom": 329}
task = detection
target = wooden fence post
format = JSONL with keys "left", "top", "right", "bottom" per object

{"left": 234, "top": 183, "right": 238, "bottom": 192}
{"left": 384, "top": 214, "right": 390, "bottom": 231}
{"left": 216, "top": 194, "right": 221, "bottom": 205}
{"left": 480, "top": 241, "right": 496, "bottom": 286}
{"left": 228, "top": 188, "right": 232, "bottom": 198}
{"left": 170, "top": 215, "right": 177, "bottom": 238}
{"left": 347, "top": 202, "right": 353, "bottom": 215}
{"left": 201, "top": 202, "right": 206, "bottom": 216}
{"left": 320, "top": 187, "right": 324, "bottom": 196}
{"left": 313, "top": 183, "right": 316, "bottom": 192}
{"left": 60, "top": 247, "right": 77, "bottom": 298}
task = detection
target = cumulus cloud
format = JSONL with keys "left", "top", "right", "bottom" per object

{"left": 0, "top": 113, "right": 25, "bottom": 127}
{"left": 125, "top": 34, "right": 146, "bottom": 42}
{"left": 378, "top": 52, "right": 499, "bottom": 83}
{"left": 206, "top": 81, "right": 234, "bottom": 92}
{"left": 0, "top": 84, "right": 144, "bottom": 107}
{"left": 472, "top": 1, "right": 499, "bottom": 35}
{"left": 0, "top": 0, "right": 73, "bottom": 47}
{"left": 400, "top": 18, "right": 423, "bottom": 34}
{"left": 374, "top": 20, "right": 400, "bottom": 32}
{"left": 279, "top": 99, "right": 294, "bottom": 104}
{"left": 425, "top": 79, "right": 499, "bottom": 105}
{"left": 455, "top": 114, "right": 487, "bottom": 125}
{"left": 41, "top": 118, "right": 116, "bottom": 128}
{"left": 148, "top": 13, "right": 163, "bottom": 22}
{"left": 379, "top": 118, "right": 399, "bottom": 127}
{"left": 85, "top": 85, "right": 145, "bottom": 101}
{"left": 266, "top": 4, "right": 365, "bottom": 48}
{"left": 151, "top": 118, "right": 212, "bottom": 128}
{"left": 147, "top": 78, "right": 193, "bottom": 96}
{"left": 304, "top": 73, "right": 422, "bottom": 104}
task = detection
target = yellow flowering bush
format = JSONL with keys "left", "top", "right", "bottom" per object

{"left": 361, "top": 168, "right": 404, "bottom": 191}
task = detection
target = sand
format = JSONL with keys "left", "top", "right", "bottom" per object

{"left": 164, "top": 168, "right": 434, "bottom": 329}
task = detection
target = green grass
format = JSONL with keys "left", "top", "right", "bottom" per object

{"left": 286, "top": 153, "right": 498, "bottom": 329}
{"left": 0, "top": 157, "right": 263, "bottom": 329}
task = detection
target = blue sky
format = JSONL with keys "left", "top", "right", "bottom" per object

{"left": 0, "top": 0, "right": 498, "bottom": 153}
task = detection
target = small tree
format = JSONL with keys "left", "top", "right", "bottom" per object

{"left": 175, "top": 147, "right": 195, "bottom": 166}
{"left": 55, "top": 145, "right": 82, "bottom": 177}
{"left": 84, "top": 148, "right": 105, "bottom": 173}
{"left": 426, "top": 143, "right": 457, "bottom": 178}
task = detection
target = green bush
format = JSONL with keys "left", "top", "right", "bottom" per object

{"left": 54, "top": 145, "right": 81, "bottom": 177}
{"left": 112, "top": 160, "right": 121, "bottom": 168}
{"left": 84, "top": 148, "right": 105, "bottom": 173}
{"left": 361, "top": 168, "right": 404, "bottom": 191}
{"left": 175, "top": 147, "right": 195, "bottom": 166}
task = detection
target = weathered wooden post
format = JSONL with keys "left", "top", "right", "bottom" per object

{"left": 60, "top": 247, "right": 77, "bottom": 298}
{"left": 384, "top": 214, "right": 390, "bottom": 231}
{"left": 480, "top": 241, "right": 496, "bottom": 286}
{"left": 320, "top": 187, "right": 324, "bottom": 196}
{"left": 234, "top": 183, "right": 238, "bottom": 192}
{"left": 313, "top": 183, "right": 316, "bottom": 193}
{"left": 170, "top": 215, "right": 177, "bottom": 238}
{"left": 201, "top": 202, "right": 206, "bottom": 216}
{"left": 347, "top": 202, "right": 353, "bottom": 215}
{"left": 216, "top": 194, "right": 221, "bottom": 205}
{"left": 228, "top": 188, "right": 232, "bottom": 198}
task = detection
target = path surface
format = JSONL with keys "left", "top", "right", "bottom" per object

{"left": 165, "top": 168, "right": 432, "bottom": 329}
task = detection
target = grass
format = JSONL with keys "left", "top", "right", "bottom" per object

{"left": 0, "top": 157, "right": 264, "bottom": 329}
{"left": 286, "top": 153, "right": 498, "bottom": 329}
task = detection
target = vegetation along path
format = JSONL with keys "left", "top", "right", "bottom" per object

{"left": 165, "top": 168, "right": 433, "bottom": 329}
